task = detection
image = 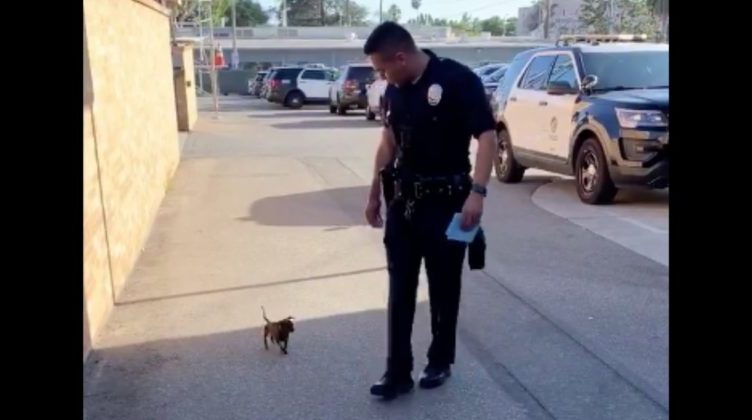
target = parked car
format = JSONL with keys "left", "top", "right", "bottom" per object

{"left": 481, "top": 64, "right": 508, "bottom": 102}
{"left": 260, "top": 67, "right": 278, "bottom": 99}
{"left": 494, "top": 34, "right": 668, "bottom": 204}
{"left": 267, "top": 66, "right": 336, "bottom": 109}
{"left": 328, "top": 63, "right": 374, "bottom": 115}
{"left": 473, "top": 63, "right": 505, "bottom": 78}
{"left": 249, "top": 71, "right": 268, "bottom": 96}
{"left": 365, "top": 72, "right": 388, "bottom": 121}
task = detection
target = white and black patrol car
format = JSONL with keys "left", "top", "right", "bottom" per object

{"left": 266, "top": 66, "right": 336, "bottom": 109}
{"left": 493, "top": 34, "right": 668, "bottom": 204}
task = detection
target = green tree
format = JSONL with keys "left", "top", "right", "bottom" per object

{"left": 411, "top": 0, "right": 421, "bottom": 13}
{"left": 647, "top": 0, "right": 668, "bottom": 16}
{"left": 212, "top": 0, "right": 231, "bottom": 25}
{"left": 173, "top": 0, "right": 230, "bottom": 25}
{"left": 480, "top": 16, "right": 506, "bottom": 36}
{"left": 647, "top": 0, "right": 668, "bottom": 40}
{"left": 321, "top": 0, "right": 369, "bottom": 25}
{"left": 409, "top": 13, "right": 443, "bottom": 26}
{"left": 614, "top": 0, "right": 658, "bottom": 37}
{"left": 504, "top": 17, "right": 517, "bottom": 36}
{"left": 225, "top": 1, "right": 269, "bottom": 26}
{"left": 578, "top": 0, "right": 610, "bottom": 33}
{"left": 281, "top": 0, "right": 321, "bottom": 26}
{"left": 450, "top": 13, "right": 481, "bottom": 35}
{"left": 387, "top": 4, "right": 402, "bottom": 22}
{"left": 408, "top": 13, "right": 428, "bottom": 25}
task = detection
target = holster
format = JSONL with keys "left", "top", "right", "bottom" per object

{"left": 468, "top": 227, "right": 486, "bottom": 270}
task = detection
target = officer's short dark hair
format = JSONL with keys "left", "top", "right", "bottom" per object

{"left": 363, "top": 22, "right": 417, "bottom": 57}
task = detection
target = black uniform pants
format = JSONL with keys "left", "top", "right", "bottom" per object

{"left": 383, "top": 196, "right": 467, "bottom": 376}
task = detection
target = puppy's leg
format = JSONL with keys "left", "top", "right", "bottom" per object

{"left": 280, "top": 339, "right": 288, "bottom": 355}
{"left": 263, "top": 326, "right": 269, "bottom": 350}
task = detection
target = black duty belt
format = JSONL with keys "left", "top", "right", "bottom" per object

{"left": 394, "top": 174, "right": 471, "bottom": 201}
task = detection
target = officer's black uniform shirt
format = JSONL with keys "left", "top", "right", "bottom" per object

{"left": 383, "top": 49, "right": 496, "bottom": 176}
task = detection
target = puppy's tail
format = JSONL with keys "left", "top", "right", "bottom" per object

{"left": 261, "top": 306, "right": 270, "bottom": 323}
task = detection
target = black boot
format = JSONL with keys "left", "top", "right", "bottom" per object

{"left": 418, "top": 365, "right": 451, "bottom": 389}
{"left": 370, "top": 372, "right": 414, "bottom": 400}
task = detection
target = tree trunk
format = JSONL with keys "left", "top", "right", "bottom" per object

{"left": 661, "top": 15, "right": 668, "bottom": 42}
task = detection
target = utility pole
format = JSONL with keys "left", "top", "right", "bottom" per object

{"left": 208, "top": 0, "right": 219, "bottom": 118}
{"left": 608, "top": 0, "right": 615, "bottom": 34}
{"left": 281, "top": 0, "right": 288, "bottom": 27}
{"left": 198, "top": 5, "right": 205, "bottom": 92}
{"left": 379, "top": 0, "right": 383, "bottom": 23}
{"left": 543, "top": 0, "right": 550, "bottom": 40}
{"left": 231, "top": 0, "right": 238, "bottom": 69}
{"left": 346, "top": 0, "right": 350, "bottom": 26}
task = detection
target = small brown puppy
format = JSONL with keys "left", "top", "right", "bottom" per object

{"left": 262, "top": 306, "right": 295, "bottom": 354}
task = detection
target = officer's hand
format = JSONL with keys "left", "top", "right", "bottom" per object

{"left": 461, "top": 193, "right": 484, "bottom": 230}
{"left": 365, "top": 197, "right": 383, "bottom": 228}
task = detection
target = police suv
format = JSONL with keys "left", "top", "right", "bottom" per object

{"left": 266, "top": 66, "right": 336, "bottom": 109}
{"left": 494, "top": 34, "right": 668, "bottom": 204}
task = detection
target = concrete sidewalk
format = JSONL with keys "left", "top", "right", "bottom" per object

{"left": 83, "top": 113, "right": 531, "bottom": 419}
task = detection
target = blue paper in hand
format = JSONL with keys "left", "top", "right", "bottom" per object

{"left": 445, "top": 213, "right": 480, "bottom": 243}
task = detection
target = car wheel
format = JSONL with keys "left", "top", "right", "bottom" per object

{"left": 575, "top": 138, "right": 618, "bottom": 204}
{"left": 329, "top": 104, "right": 336, "bottom": 114}
{"left": 336, "top": 95, "right": 347, "bottom": 115}
{"left": 494, "top": 128, "right": 526, "bottom": 183}
{"left": 285, "top": 91, "right": 304, "bottom": 109}
{"left": 365, "top": 105, "right": 376, "bottom": 121}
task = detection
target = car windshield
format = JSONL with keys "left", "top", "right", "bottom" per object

{"left": 348, "top": 66, "right": 374, "bottom": 81}
{"left": 273, "top": 68, "right": 303, "bottom": 79}
{"left": 581, "top": 50, "right": 668, "bottom": 91}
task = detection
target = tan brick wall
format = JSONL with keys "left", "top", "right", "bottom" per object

{"left": 84, "top": 0, "right": 179, "bottom": 360}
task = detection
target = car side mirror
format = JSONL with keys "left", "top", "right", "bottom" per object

{"left": 547, "top": 81, "right": 579, "bottom": 95}
{"left": 581, "top": 74, "right": 599, "bottom": 90}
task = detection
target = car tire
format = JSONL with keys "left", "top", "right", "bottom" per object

{"left": 494, "top": 128, "right": 526, "bottom": 183}
{"left": 285, "top": 91, "right": 304, "bottom": 109}
{"left": 575, "top": 138, "right": 618, "bottom": 204}
{"left": 329, "top": 104, "right": 336, "bottom": 114}
{"left": 336, "top": 95, "right": 347, "bottom": 115}
{"left": 366, "top": 106, "right": 376, "bottom": 120}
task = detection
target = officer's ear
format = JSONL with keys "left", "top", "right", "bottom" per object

{"left": 393, "top": 51, "right": 407, "bottom": 65}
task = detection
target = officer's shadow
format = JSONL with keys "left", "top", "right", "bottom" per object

{"left": 241, "top": 185, "right": 369, "bottom": 227}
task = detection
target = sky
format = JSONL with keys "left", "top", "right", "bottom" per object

{"left": 257, "top": 0, "right": 534, "bottom": 23}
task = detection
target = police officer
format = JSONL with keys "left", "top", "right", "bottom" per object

{"left": 363, "top": 22, "right": 498, "bottom": 400}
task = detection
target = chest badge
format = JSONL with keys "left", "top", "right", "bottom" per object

{"left": 427, "top": 84, "right": 443, "bottom": 106}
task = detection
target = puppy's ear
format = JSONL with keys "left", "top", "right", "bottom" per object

{"left": 286, "top": 316, "right": 295, "bottom": 320}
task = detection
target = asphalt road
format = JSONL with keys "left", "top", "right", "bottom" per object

{"left": 84, "top": 97, "right": 668, "bottom": 420}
